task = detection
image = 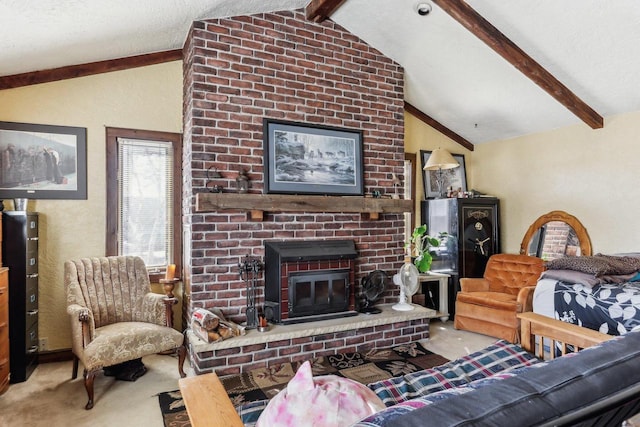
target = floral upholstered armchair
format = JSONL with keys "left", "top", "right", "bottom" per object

{"left": 65, "top": 256, "right": 186, "bottom": 409}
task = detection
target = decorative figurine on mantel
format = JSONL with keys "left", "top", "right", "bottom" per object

{"left": 236, "top": 168, "right": 250, "bottom": 193}
{"left": 206, "top": 165, "right": 223, "bottom": 193}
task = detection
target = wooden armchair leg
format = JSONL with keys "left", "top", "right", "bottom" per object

{"left": 178, "top": 345, "right": 187, "bottom": 378}
{"left": 72, "top": 355, "right": 79, "bottom": 379}
{"left": 83, "top": 369, "right": 97, "bottom": 410}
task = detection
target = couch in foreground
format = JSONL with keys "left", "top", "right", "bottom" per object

{"left": 179, "top": 313, "right": 640, "bottom": 426}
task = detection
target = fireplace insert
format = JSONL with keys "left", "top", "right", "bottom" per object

{"left": 263, "top": 240, "right": 358, "bottom": 324}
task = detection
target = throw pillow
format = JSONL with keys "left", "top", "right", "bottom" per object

{"left": 256, "top": 361, "right": 385, "bottom": 427}
{"left": 546, "top": 254, "right": 640, "bottom": 277}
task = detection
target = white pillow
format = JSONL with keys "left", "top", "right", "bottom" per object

{"left": 256, "top": 360, "right": 385, "bottom": 427}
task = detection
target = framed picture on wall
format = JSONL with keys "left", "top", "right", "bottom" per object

{"left": 0, "top": 121, "right": 88, "bottom": 200}
{"left": 420, "top": 150, "right": 467, "bottom": 199}
{"left": 263, "top": 119, "right": 364, "bottom": 195}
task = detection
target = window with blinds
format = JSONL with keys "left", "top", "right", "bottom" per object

{"left": 117, "top": 138, "right": 173, "bottom": 269}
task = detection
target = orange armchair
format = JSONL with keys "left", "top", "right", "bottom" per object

{"left": 454, "top": 253, "right": 545, "bottom": 343}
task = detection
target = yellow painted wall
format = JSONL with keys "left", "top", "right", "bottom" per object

{"left": 0, "top": 62, "right": 183, "bottom": 351}
{"left": 404, "top": 112, "right": 475, "bottom": 228}
{"left": 405, "top": 109, "right": 640, "bottom": 259}
{"left": 472, "top": 111, "right": 640, "bottom": 255}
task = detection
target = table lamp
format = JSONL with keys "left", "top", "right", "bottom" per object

{"left": 423, "top": 148, "right": 459, "bottom": 198}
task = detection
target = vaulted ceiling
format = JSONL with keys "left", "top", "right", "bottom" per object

{"left": 2, "top": 0, "right": 640, "bottom": 148}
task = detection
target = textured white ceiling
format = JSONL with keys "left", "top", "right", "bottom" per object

{"left": 2, "top": 0, "right": 640, "bottom": 144}
{"left": 0, "top": 0, "right": 308, "bottom": 75}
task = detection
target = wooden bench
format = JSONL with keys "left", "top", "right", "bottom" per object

{"left": 179, "top": 371, "right": 243, "bottom": 427}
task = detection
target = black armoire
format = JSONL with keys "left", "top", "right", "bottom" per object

{"left": 2, "top": 211, "right": 39, "bottom": 383}
{"left": 421, "top": 198, "right": 500, "bottom": 318}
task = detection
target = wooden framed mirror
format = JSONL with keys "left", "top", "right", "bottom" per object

{"left": 520, "top": 210, "right": 592, "bottom": 259}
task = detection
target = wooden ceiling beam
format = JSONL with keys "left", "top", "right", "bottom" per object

{"left": 432, "top": 0, "right": 603, "bottom": 129}
{"left": 306, "top": 0, "right": 348, "bottom": 23}
{"left": 405, "top": 102, "right": 474, "bottom": 151}
{"left": 0, "top": 49, "right": 183, "bottom": 90}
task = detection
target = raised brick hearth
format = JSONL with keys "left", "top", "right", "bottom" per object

{"left": 182, "top": 9, "right": 407, "bottom": 373}
{"left": 188, "top": 305, "right": 435, "bottom": 376}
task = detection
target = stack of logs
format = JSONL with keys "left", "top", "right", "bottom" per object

{"left": 191, "top": 308, "right": 244, "bottom": 343}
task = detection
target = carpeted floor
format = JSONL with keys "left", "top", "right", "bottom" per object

{"left": 158, "top": 342, "right": 449, "bottom": 427}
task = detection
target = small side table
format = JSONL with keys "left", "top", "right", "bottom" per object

{"left": 159, "top": 278, "right": 180, "bottom": 329}
{"left": 418, "top": 272, "right": 450, "bottom": 322}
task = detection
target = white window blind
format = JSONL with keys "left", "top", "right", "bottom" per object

{"left": 118, "top": 138, "right": 174, "bottom": 269}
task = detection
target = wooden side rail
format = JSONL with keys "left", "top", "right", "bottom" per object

{"left": 179, "top": 373, "right": 243, "bottom": 427}
{"left": 518, "top": 312, "right": 612, "bottom": 359}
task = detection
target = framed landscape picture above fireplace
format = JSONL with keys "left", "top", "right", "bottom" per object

{"left": 263, "top": 119, "right": 364, "bottom": 195}
{"left": 0, "top": 121, "right": 87, "bottom": 200}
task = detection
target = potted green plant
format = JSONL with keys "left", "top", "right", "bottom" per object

{"left": 406, "top": 224, "right": 443, "bottom": 273}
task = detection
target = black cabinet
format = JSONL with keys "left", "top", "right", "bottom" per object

{"left": 421, "top": 198, "right": 500, "bottom": 317}
{"left": 2, "top": 212, "right": 39, "bottom": 383}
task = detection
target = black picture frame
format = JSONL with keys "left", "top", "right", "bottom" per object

{"left": 420, "top": 150, "right": 467, "bottom": 199}
{"left": 0, "top": 121, "right": 87, "bottom": 200}
{"left": 263, "top": 119, "right": 364, "bottom": 195}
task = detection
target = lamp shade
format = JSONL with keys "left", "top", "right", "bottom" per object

{"left": 423, "top": 148, "right": 459, "bottom": 170}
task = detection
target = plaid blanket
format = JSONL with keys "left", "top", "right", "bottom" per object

{"left": 354, "top": 368, "right": 534, "bottom": 427}
{"left": 367, "top": 339, "right": 542, "bottom": 407}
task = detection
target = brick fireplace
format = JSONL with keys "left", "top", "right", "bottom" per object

{"left": 181, "top": 9, "right": 425, "bottom": 374}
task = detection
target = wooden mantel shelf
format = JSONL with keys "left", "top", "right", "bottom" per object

{"left": 195, "top": 192, "right": 413, "bottom": 220}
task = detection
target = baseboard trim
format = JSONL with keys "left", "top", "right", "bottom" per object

{"left": 39, "top": 349, "right": 74, "bottom": 363}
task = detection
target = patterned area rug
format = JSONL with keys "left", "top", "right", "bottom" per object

{"left": 158, "top": 342, "right": 448, "bottom": 427}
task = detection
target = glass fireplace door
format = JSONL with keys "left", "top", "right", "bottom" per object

{"left": 288, "top": 270, "right": 350, "bottom": 319}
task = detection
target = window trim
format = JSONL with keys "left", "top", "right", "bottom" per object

{"left": 405, "top": 152, "right": 417, "bottom": 235}
{"left": 106, "top": 127, "right": 182, "bottom": 282}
